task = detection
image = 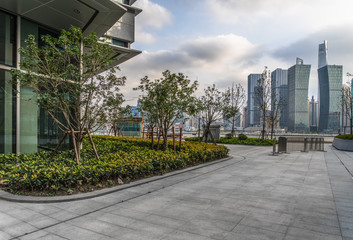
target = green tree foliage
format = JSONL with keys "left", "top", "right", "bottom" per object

{"left": 11, "top": 26, "right": 126, "bottom": 163}
{"left": 135, "top": 70, "right": 198, "bottom": 150}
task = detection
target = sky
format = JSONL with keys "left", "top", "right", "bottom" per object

{"left": 119, "top": 0, "right": 353, "bottom": 106}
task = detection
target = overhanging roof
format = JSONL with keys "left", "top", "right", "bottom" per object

{"left": 0, "top": 0, "right": 127, "bottom": 37}
{"left": 105, "top": 44, "right": 142, "bottom": 71}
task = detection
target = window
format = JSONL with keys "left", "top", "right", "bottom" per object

{"left": 0, "top": 11, "right": 16, "bottom": 67}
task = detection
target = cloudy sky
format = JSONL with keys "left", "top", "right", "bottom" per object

{"left": 119, "top": 0, "right": 353, "bottom": 106}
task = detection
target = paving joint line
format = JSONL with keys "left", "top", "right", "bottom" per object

{"left": 9, "top": 154, "right": 249, "bottom": 240}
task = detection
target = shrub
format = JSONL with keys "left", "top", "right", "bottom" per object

{"left": 238, "top": 133, "right": 248, "bottom": 140}
{"left": 184, "top": 137, "right": 201, "bottom": 142}
{"left": 216, "top": 136, "right": 273, "bottom": 146}
{"left": 0, "top": 136, "right": 228, "bottom": 194}
{"left": 336, "top": 134, "right": 353, "bottom": 140}
{"left": 225, "top": 133, "right": 233, "bottom": 139}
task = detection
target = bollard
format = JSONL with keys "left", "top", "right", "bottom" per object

{"left": 303, "top": 138, "right": 308, "bottom": 152}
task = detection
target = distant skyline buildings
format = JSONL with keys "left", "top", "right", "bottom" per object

{"left": 287, "top": 58, "right": 311, "bottom": 132}
{"left": 317, "top": 40, "right": 343, "bottom": 132}
{"left": 318, "top": 64, "right": 342, "bottom": 132}
{"left": 271, "top": 68, "right": 288, "bottom": 129}
{"left": 247, "top": 74, "right": 262, "bottom": 127}
{"left": 318, "top": 40, "right": 328, "bottom": 69}
{"left": 309, "top": 96, "right": 319, "bottom": 131}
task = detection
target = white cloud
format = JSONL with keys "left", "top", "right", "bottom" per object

{"left": 119, "top": 34, "right": 261, "bottom": 105}
{"left": 134, "top": 0, "right": 172, "bottom": 29}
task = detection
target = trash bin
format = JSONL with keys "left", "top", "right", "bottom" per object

{"left": 209, "top": 125, "right": 221, "bottom": 140}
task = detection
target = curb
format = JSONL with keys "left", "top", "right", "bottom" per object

{"left": 0, "top": 156, "right": 233, "bottom": 204}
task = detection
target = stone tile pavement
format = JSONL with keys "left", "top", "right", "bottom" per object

{"left": 0, "top": 144, "right": 353, "bottom": 239}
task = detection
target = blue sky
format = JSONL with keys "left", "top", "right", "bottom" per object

{"left": 120, "top": 0, "right": 353, "bottom": 105}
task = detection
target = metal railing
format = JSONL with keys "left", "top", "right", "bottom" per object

{"left": 276, "top": 136, "right": 325, "bottom": 153}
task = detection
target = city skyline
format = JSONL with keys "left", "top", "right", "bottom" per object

{"left": 119, "top": 0, "right": 353, "bottom": 105}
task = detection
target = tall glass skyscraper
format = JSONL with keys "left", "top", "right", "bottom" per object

{"left": 317, "top": 41, "right": 343, "bottom": 132}
{"left": 287, "top": 58, "right": 311, "bottom": 132}
{"left": 247, "top": 74, "right": 262, "bottom": 127}
{"left": 271, "top": 68, "right": 288, "bottom": 129}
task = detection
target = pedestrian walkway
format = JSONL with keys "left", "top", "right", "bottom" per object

{"left": 0, "top": 145, "right": 353, "bottom": 240}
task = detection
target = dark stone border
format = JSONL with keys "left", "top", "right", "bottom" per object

{"left": 0, "top": 156, "right": 233, "bottom": 204}
{"left": 332, "top": 137, "right": 353, "bottom": 152}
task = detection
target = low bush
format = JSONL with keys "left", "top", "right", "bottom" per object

{"left": 184, "top": 137, "right": 201, "bottom": 142}
{"left": 336, "top": 134, "right": 353, "bottom": 140}
{"left": 185, "top": 135, "right": 273, "bottom": 146}
{"left": 238, "top": 133, "right": 248, "bottom": 140}
{"left": 217, "top": 137, "right": 274, "bottom": 146}
{"left": 0, "top": 136, "right": 228, "bottom": 195}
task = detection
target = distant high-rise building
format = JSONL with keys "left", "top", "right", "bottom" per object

{"left": 317, "top": 41, "right": 342, "bottom": 132}
{"left": 247, "top": 74, "right": 262, "bottom": 127}
{"left": 309, "top": 96, "right": 319, "bottom": 132}
{"left": 271, "top": 68, "right": 288, "bottom": 129}
{"left": 287, "top": 58, "right": 311, "bottom": 132}
{"left": 318, "top": 40, "right": 328, "bottom": 69}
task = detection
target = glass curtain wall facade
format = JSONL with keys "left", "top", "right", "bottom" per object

{"left": 247, "top": 74, "right": 262, "bottom": 127}
{"left": 318, "top": 65, "right": 342, "bottom": 132}
{"left": 271, "top": 68, "right": 288, "bottom": 129}
{"left": 0, "top": 9, "right": 70, "bottom": 154}
{"left": 287, "top": 61, "right": 311, "bottom": 132}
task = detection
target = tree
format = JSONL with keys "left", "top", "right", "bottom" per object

{"left": 11, "top": 26, "right": 126, "bottom": 163}
{"left": 342, "top": 83, "right": 353, "bottom": 134}
{"left": 135, "top": 70, "right": 198, "bottom": 150}
{"left": 268, "top": 95, "right": 283, "bottom": 139}
{"left": 224, "top": 83, "right": 246, "bottom": 137}
{"left": 198, "top": 85, "right": 230, "bottom": 144}
{"left": 254, "top": 67, "right": 272, "bottom": 139}
{"left": 106, "top": 106, "right": 131, "bottom": 137}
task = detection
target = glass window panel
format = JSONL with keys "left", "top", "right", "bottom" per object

{"left": 0, "top": 11, "right": 16, "bottom": 67}
{"left": 0, "top": 70, "right": 15, "bottom": 154}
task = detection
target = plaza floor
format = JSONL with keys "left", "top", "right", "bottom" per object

{"left": 1, "top": 144, "right": 353, "bottom": 240}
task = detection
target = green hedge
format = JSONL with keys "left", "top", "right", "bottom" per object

{"left": 0, "top": 136, "right": 228, "bottom": 194}
{"left": 335, "top": 134, "right": 353, "bottom": 140}
{"left": 185, "top": 136, "right": 274, "bottom": 146}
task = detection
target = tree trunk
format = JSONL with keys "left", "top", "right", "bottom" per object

{"left": 172, "top": 126, "right": 176, "bottom": 152}
{"left": 270, "top": 121, "right": 274, "bottom": 140}
{"left": 151, "top": 126, "right": 154, "bottom": 150}
{"left": 157, "top": 128, "right": 161, "bottom": 150}
{"left": 163, "top": 128, "right": 168, "bottom": 150}
{"left": 351, "top": 117, "right": 352, "bottom": 135}
{"left": 179, "top": 127, "right": 182, "bottom": 151}
{"left": 231, "top": 117, "right": 235, "bottom": 137}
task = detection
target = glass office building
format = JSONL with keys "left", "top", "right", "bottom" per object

{"left": 0, "top": 0, "right": 141, "bottom": 154}
{"left": 287, "top": 58, "right": 311, "bottom": 132}
{"left": 318, "top": 65, "right": 342, "bottom": 132}
{"left": 271, "top": 68, "right": 288, "bottom": 129}
{"left": 317, "top": 41, "right": 343, "bottom": 133}
{"left": 247, "top": 74, "right": 262, "bottom": 127}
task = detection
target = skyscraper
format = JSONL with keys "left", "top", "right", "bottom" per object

{"left": 317, "top": 41, "right": 343, "bottom": 132}
{"left": 271, "top": 68, "right": 288, "bottom": 129}
{"left": 309, "top": 96, "right": 319, "bottom": 131}
{"left": 287, "top": 58, "right": 311, "bottom": 132}
{"left": 318, "top": 40, "right": 328, "bottom": 69}
{"left": 247, "top": 74, "right": 262, "bottom": 127}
